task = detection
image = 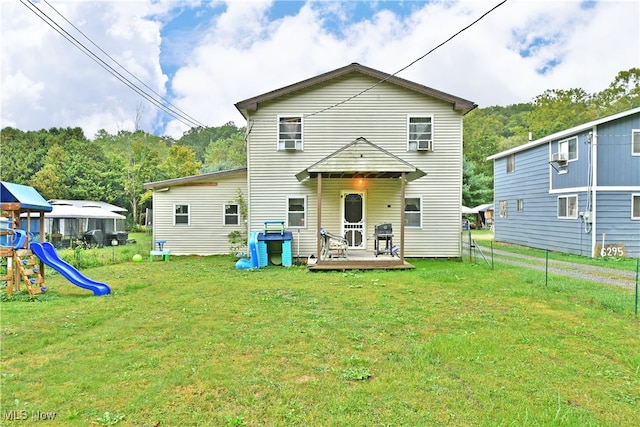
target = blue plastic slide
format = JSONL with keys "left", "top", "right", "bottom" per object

{"left": 29, "top": 242, "right": 111, "bottom": 296}
{"left": 249, "top": 231, "right": 260, "bottom": 269}
{"left": 0, "top": 229, "right": 27, "bottom": 248}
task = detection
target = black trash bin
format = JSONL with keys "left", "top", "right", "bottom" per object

{"left": 83, "top": 230, "right": 104, "bottom": 248}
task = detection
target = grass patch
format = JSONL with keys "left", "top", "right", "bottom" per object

{"left": 1, "top": 248, "right": 638, "bottom": 425}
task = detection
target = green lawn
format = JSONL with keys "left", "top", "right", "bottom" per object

{"left": 1, "top": 236, "right": 638, "bottom": 426}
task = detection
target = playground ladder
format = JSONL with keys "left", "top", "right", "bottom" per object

{"left": 14, "top": 249, "right": 46, "bottom": 296}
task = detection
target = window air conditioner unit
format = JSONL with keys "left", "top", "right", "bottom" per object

{"left": 416, "top": 140, "right": 433, "bottom": 151}
{"left": 283, "top": 140, "right": 299, "bottom": 150}
{"left": 551, "top": 152, "right": 568, "bottom": 163}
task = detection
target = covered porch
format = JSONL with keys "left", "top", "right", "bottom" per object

{"left": 296, "top": 137, "right": 425, "bottom": 270}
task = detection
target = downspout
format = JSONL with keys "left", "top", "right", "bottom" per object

{"left": 591, "top": 127, "right": 598, "bottom": 257}
{"left": 400, "top": 172, "right": 405, "bottom": 263}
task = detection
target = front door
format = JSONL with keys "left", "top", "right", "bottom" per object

{"left": 341, "top": 191, "right": 366, "bottom": 249}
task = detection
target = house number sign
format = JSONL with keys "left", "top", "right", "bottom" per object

{"left": 595, "top": 244, "right": 626, "bottom": 258}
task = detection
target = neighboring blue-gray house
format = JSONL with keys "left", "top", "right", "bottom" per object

{"left": 487, "top": 107, "right": 640, "bottom": 258}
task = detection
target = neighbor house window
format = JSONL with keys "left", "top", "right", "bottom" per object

{"left": 174, "top": 204, "right": 190, "bottom": 225}
{"left": 287, "top": 196, "right": 306, "bottom": 227}
{"left": 224, "top": 203, "right": 239, "bottom": 225}
{"left": 516, "top": 199, "right": 524, "bottom": 212}
{"left": 278, "top": 116, "right": 303, "bottom": 151}
{"left": 407, "top": 115, "right": 433, "bottom": 151}
{"left": 499, "top": 200, "right": 508, "bottom": 218}
{"left": 558, "top": 136, "right": 578, "bottom": 161}
{"left": 404, "top": 197, "right": 422, "bottom": 227}
{"left": 633, "top": 130, "right": 640, "bottom": 156}
{"left": 506, "top": 154, "right": 515, "bottom": 173}
{"left": 632, "top": 194, "right": 640, "bottom": 220}
{"left": 557, "top": 195, "right": 578, "bottom": 219}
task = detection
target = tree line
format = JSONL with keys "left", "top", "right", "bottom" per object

{"left": 1, "top": 68, "right": 637, "bottom": 225}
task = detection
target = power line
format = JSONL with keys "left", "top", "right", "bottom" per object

{"left": 41, "top": 0, "right": 207, "bottom": 129}
{"left": 20, "top": 0, "right": 205, "bottom": 130}
{"left": 304, "top": 0, "right": 509, "bottom": 119}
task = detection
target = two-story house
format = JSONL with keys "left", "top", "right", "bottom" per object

{"left": 487, "top": 107, "right": 640, "bottom": 258}
{"left": 144, "top": 63, "right": 476, "bottom": 267}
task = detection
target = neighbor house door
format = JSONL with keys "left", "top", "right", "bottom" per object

{"left": 341, "top": 191, "right": 366, "bottom": 249}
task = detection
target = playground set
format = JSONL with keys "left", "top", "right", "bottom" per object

{"left": 1, "top": 181, "right": 111, "bottom": 297}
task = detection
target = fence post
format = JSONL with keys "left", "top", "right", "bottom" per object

{"left": 635, "top": 258, "right": 638, "bottom": 317}
{"left": 491, "top": 241, "right": 494, "bottom": 270}
{"left": 545, "top": 249, "right": 549, "bottom": 287}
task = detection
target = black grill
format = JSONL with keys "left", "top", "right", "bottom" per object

{"left": 375, "top": 223, "right": 392, "bottom": 235}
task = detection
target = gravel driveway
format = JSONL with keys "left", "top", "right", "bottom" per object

{"left": 465, "top": 243, "right": 638, "bottom": 290}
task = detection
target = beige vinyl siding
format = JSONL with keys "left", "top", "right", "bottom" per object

{"left": 247, "top": 72, "right": 463, "bottom": 258}
{"left": 151, "top": 174, "right": 247, "bottom": 255}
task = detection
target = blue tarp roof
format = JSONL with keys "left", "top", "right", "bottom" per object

{"left": 0, "top": 181, "right": 53, "bottom": 212}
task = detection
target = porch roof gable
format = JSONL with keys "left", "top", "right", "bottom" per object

{"left": 295, "top": 137, "right": 426, "bottom": 182}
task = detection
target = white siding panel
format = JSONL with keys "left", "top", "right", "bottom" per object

{"left": 152, "top": 174, "right": 247, "bottom": 255}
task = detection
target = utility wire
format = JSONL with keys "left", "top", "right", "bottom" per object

{"left": 304, "top": 0, "right": 509, "bottom": 118}
{"left": 41, "top": 0, "right": 206, "bottom": 129}
{"left": 41, "top": 2, "right": 206, "bottom": 129}
{"left": 20, "top": 0, "right": 204, "bottom": 129}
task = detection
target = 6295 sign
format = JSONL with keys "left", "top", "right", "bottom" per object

{"left": 595, "top": 244, "right": 626, "bottom": 258}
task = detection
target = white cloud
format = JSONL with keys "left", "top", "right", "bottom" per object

{"left": 0, "top": 0, "right": 168, "bottom": 137}
{"left": 2, "top": 0, "right": 638, "bottom": 139}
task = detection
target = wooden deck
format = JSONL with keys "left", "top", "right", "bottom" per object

{"left": 307, "top": 250, "right": 414, "bottom": 271}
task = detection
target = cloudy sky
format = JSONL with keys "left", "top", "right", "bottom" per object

{"left": 1, "top": 0, "right": 638, "bottom": 139}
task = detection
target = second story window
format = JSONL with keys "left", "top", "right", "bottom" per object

{"left": 506, "top": 154, "right": 515, "bottom": 173}
{"left": 278, "top": 116, "right": 303, "bottom": 151}
{"left": 408, "top": 116, "right": 433, "bottom": 151}
{"left": 633, "top": 130, "right": 640, "bottom": 156}
{"left": 558, "top": 136, "right": 578, "bottom": 161}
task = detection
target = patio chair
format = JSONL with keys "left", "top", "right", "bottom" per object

{"left": 320, "top": 228, "right": 348, "bottom": 260}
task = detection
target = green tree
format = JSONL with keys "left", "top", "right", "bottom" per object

{"left": 462, "top": 156, "right": 492, "bottom": 208}
{"left": 158, "top": 145, "right": 202, "bottom": 180}
{"left": 176, "top": 122, "right": 244, "bottom": 163}
{"left": 203, "top": 133, "right": 246, "bottom": 172}
{"left": 594, "top": 68, "right": 640, "bottom": 114}
{"left": 29, "top": 145, "right": 66, "bottom": 199}
{"left": 527, "top": 88, "right": 597, "bottom": 139}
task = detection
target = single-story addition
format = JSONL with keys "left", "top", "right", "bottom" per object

{"left": 487, "top": 107, "right": 640, "bottom": 258}
{"left": 145, "top": 63, "right": 476, "bottom": 268}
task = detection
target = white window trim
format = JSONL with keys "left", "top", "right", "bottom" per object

{"left": 558, "top": 136, "right": 578, "bottom": 162}
{"left": 174, "top": 203, "right": 190, "bottom": 226}
{"left": 224, "top": 203, "right": 240, "bottom": 226}
{"left": 277, "top": 115, "right": 303, "bottom": 151}
{"left": 407, "top": 114, "right": 434, "bottom": 151}
{"left": 632, "top": 194, "right": 640, "bottom": 220}
{"left": 632, "top": 129, "right": 640, "bottom": 156}
{"left": 286, "top": 195, "right": 307, "bottom": 228}
{"left": 404, "top": 196, "right": 422, "bottom": 228}
{"left": 557, "top": 195, "right": 578, "bottom": 219}
{"left": 516, "top": 199, "right": 524, "bottom": 212}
